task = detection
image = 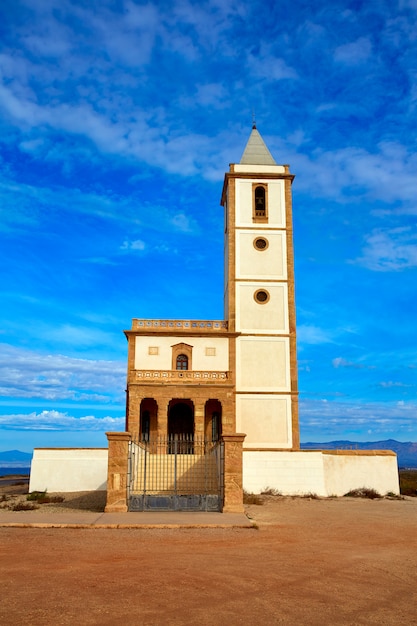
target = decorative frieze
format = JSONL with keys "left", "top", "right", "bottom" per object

{"left": 132, "top": 319, "right": 228, "bottom": 331}
{"left": 134, "top": 370, "right": 229, "bottom": 383}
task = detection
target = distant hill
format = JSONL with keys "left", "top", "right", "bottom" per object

{"left": 0, "top": 450, "right": 32, "bottom": 467}
{"left": 300, "top": 440, "right": 417, "bottom": 468}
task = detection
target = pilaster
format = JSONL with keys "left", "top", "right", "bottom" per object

{"left": 222, "top": 433, "right": 246, "bottom": 513}
{"left": 105, "top": 432, "right": 131, "bottom": 513}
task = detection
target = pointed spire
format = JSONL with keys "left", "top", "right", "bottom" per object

{"left": 240, "top": 127, "right": 277, "bottom": 166}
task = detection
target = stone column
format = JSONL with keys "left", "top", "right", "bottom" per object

{"left": 222, "top": 433, "right": 246, "bottom": 513}
{"left": 105, "top": 432, "right": 131, "bottom": 513}
{"left": 194, "top": 400, "right": 205, "bottom": 438}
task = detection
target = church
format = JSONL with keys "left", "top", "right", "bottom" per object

{"left": 125, "top": 124, "right": 298, "bottom": 451}
{"left": 29, "top": 126, "right": 400, "bottom": 512}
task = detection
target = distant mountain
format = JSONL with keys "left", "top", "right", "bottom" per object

{"left": 0, "top": 450, "right": 32, "bottom": 467}
{"left": 300, "top": 440, "right": 417, "bottom": 468}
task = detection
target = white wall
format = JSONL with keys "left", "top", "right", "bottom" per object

{"left": 236, "top": 230, "right": 287, "bottom": 280}
{"left": 237, "top": 396, "right": 292, "bottom": 448}
{"left": 29, "top": 447, "right": 400, "bottom": 498}
{"left": 244, "top": 451, "right": 327, "bottom": 495}
{"left": 29, "top": 448, "right": 108, "bottom": 493}
{"left": 235, "top": 179, "right": 285, "bottom": 228}
{"left": 322, "top": 452, "right": 400, "bottom": 496}
{"left": 235, "top": 283, "right": 289, "bottom": 333}
{"left": 135, "top": 336, "right": 229, "bottom": 371}
{"left": 236, "top": 336, "right": 290, "bottom": 391}
{"left": 243, "top": 450, "right": 400, "bottom": 496}
{"left": 234, "top": 164, "right": 286, "bottom": 174}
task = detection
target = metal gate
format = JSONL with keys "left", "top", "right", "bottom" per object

{"left": 128, "top": 435, "right": 224, "bottom": 512}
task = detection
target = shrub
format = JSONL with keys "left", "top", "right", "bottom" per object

{"left": 27, "top": 490, "right": 47, "bottom": 501}
{"left": 12, "top": 502, "right": 39, "bottom": 511}
{"left": 385, "top": 492, "right": 404, "bottom": 500}
{"left": 243, "top": 490, "right": 263, "bottom": 505}
{"left": 27, "top": 491, "right": 64, "bottom": 504}
{"left": 260, "top": 487, "right": 282, "bottom": 496}
{"left": 344, "top": 487, "right": 381, "bottom": 499}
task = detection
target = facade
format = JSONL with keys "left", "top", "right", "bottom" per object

{"left": 30, "top": 126, "right": 400, "bottom": 504}
{"left": 125, "top": 125, "right": 299, "bottom": 450}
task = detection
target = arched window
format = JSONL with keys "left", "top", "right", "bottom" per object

{"left": 254, "top": 186, "right": 266, "bottom": 217}
{"left": 252, "top": 184, "right": 268, "bottom": 222}
{"left": 176, "top": 354, "right": 188, "bottom": 370}
{"left": 171, "top": 343, "right": 193, "bottom": 370}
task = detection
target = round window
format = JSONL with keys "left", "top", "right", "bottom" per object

{"left": 254, "top": 237, "right": 268, "bottom": 251}
{"left": 254, "top": 289, "right": 270, "bottom": 304}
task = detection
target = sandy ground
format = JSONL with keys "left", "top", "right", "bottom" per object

{"left": 1, "top": 478, "right": 417, "bottom": 625}
{"left": 0, "top": 476, "right": 106, "bottom": 512}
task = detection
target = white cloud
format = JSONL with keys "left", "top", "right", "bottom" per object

{"left": 300, "top": 398, "right": 417, "bottom": 439}
{"left": 288, "top": 142, "right": 417, "bottom": 208}
{"left": 354, "top": 226, "right": 417, "bottom": 271}
{"left": 0, "top": 175, "right": 202, "bottom": 238}
{"left": 334, "top": 37, "right": 372, "bottom": 64}
{"left": 379, "top": 381, "right": 412, "bottom": 388}
{"left": 0, "top": 344, "right": 125, "bottom": 402}
{"left": 332, "top": 357, "right": 375, "bottom": 370}
{"left": 0, "top": 410, "right": 124, "bottom": 431}
{"left": 297, "top": 325, "right": 333, "bottom": 345}
{"left": 120, "top": 239, "right": 146, "bottom": 251}
{"left": 247, "top": 48, "right": 297, "bottom": 81}
{"left": 169, "top": 212, "right": 197, "bottom": 233}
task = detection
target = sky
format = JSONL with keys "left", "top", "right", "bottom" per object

{"left": 0, "top": 0, "right": 417, "bottom": 453}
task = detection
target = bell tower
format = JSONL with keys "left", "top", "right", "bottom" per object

{"left": 221, "top": 126, "right": 299, "bottom": 449}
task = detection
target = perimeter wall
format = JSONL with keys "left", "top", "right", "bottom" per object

{"left": 243, "top": 449, "right": 400, "bottom": 496}
{"left": 29, "top": 448, "right": 108, "bottom": 493}
{"left": 29, "top": 447, "right": 400, "bottom": 497}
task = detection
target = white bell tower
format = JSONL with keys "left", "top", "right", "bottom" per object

{"left": 221, "top": 125, "right": 299, "bottom": 449}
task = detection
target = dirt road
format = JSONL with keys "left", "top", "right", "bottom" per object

{"left": 1, "top": 497, "right": 416, "bottom": 625}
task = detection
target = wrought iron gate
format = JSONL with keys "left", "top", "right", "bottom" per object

{"left": 128, "top": 435, "right": 224, "bottom": 512}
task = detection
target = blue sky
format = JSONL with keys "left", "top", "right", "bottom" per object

{"left": 1, "top": 0, "right": 417, "bottom": 452}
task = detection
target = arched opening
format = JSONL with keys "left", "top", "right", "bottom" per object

{"left": 171, "top": 343, "right": 193, "bottom": 370}
{"left": 176, "top": 354, "right": 188, "bottom": 370}
{"left": 254, "top": 185, "right": 266, "bottom": 217}
{"left": 140, "top": 398, "right": 158, "bottom": 441}
{"left": 205, "top": 399, "right": 222, "bottom": 442}
{"left": 168, "top": 400, "right": 194, "bottom": 437}
{"left": 168, "top": 400, "right": 194, "bottom": 453}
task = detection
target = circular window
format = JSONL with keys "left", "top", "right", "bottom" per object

{"left": 254, "top": 237, "right": 269, "bottom": 251}
{"left": 254, "top": 289, "right": 270, "bottom": 304}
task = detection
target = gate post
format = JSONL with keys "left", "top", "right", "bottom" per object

{"left": 105, "top": 431, "right": 131, "bottom": 513}
{"left": 222, "top": 433, "right": 246, "bottom": 513}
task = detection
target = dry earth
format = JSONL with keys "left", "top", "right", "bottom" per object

{"left": 1, "top": 478, "right": 417, "bottom": 625}
{"left": 0, "top": 476, "right": 106, "bottom": 513}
